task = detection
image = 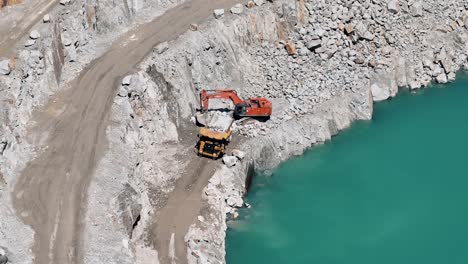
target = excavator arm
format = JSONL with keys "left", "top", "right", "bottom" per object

{"left": 199, "top": 89, "right": 245, "bottom": 111}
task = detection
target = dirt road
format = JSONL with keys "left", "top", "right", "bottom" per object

{"left": 12, "top": 0, "right": 240, "bottom": 263}
{"left": 151, "top": 136, "right": 240, "bottom": 264}
{"left": 150, "top": 156, "right": 216, "bottom": 264}
{"left": 0, "top": 0, "right": 59, "bottom": 57}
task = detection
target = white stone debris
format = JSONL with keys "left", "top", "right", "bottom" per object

{"left": 222, "top": 156, "right": 238, "bottom": 167}
{"left": 0, "top": 59, "right": 11, "bottom": 75}
{"left": 24, "top": 39, "right": 36, "bottom": 47}
{"left": 29, "top": 30, "right": 41, "bottom": 40}
{"left": 253, "top": 0, "right": 264, "bottom": 6}
{"left": 214, "top": 9, "right": 224, "bottom": 19}
{"left": 231, "top": 149, "right": 246, "bottom": 160}
{"left": 230, "top": 4, "right": 243, "bottom": 14}
{"left": 122, "top": 75, "right": 132, "bottom": 86}
{"left": 43, "top": 14, "right": 51, "bottom": 23}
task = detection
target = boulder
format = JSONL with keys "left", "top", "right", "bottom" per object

{"left": 355, "top": 22, "right": 374, "bottom": 41}
{"left": 24, "top": 39, "right": 36, "bottom": 47}
{"left": 370, "top": 71, "right": 398, "bottom": 101}
{"left": 410, "top": 0, "right": 423, "bottom": 17}
{"left": 65, "top": 46, "right": 77, "bottom": 62}
{"left": 388, "top": 0, "right": 400, "bottom": 14}
{"left": 230, "top": 3, "right": 243, "bottom": 14}
{"left": 62, "top": 33, "right": 73, "bottom": 46}
{"left": 189, "top": 23, "right": 198, "bottom": 31}
{"left": 59, "top": 0, "right": 71, "bottom": 5}
{"left": 306, "top": 39, "right": 321, "bottom": 50}
{"left": 43, "top": 14, "right": 51, "bottom": 23}
{"left": 155, "top": 42, "right": 169, "bottom": 54}
{"left": 226, "top": 196, "right": 243, "bottom": 207}
{"left": 285, "top": 42, "right": 297, "bottom": 55}
{"left": 246, "top": 1, "right": 255, "bottom": 8}
{"left": 447, "top": 72, "right": 456, "bottom": 82}
{"left": 0, "top": 59, "right": 11, "bottom": 75}
{"left": 436, "top": 73, "right": 448, "bottom": 84}
{"left": 122, "top": 75, "right": 132, "bottom": 86}
{"left": 29, "top": 30, "right": 41, "bottom": 39}
{"left": 253, "top": 0, "right": 263, "bottom": 6}
{"left": 214, "top": 9, "right": 224, "bottom": 19}
{"left": 223, "top": 156, "right": 238, "bottom": 167}
{"left": 196, "top": 112, "right": 234, "bottom": 132}
{"left": 344, "top": 24, "right": 353, "bottom": 35}
{"left": 232, "top": 149, "right": 246, "bottom": 160}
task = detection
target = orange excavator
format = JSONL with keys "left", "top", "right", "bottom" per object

{"left": 199, "top": 89, "right": 272, "bottom": 119}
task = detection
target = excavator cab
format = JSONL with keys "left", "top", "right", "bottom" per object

{"left": 233, "top": 102, "right": 249, "bottom": 117}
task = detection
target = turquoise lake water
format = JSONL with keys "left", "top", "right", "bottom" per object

{"left": 226, "top": 72, "right": 468, "bottom": 264}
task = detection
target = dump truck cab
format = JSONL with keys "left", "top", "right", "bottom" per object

{"left": 197, "top": 127, "right": 232, "bottom": 159}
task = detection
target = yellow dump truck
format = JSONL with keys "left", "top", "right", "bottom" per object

{"left": 197, "top": 127, "right": 232, "bottom": 159}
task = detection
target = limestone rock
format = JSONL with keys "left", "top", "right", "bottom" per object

{"left": 253, "top": 0, "right": 263, "bottom": 6}
{"left": 222, "top": 156, "right": 238, "bottom": 167}
{"left": 0, "top": 59, "right": 11, "bottom": 75}
{"left": 189, "top": 24, "right": 198, "bottom": 31}
{"left": 306, "top": 39, "right": 321, "bottom": 50}
{"left": 43, "top": 14, "right": 51, "bottom": 23}
{"left": 62, "top": 34, "right": 73, "bottom": 47}
{"left": 214, "top": 9, "right": 224, "bottom": 19}
{"left": 196, "top": 112, "right": 234, "bottom": 132}
{"left": 355, "top": 22, "right": 374, "bottom": 41}
{"left": 447, "top": 72, "right": 456, "bottom": 82}
{"left": 344, "top": 24, "right": 353, "bottom": 35}
{"left": 155, "top": 42, "right": 169, "bottom": 54}
{"left": 388, "top": 0, "right": 400, "bottom": 14}
{"left": 122, "top": 75, "right": 132, "bottom": 86}
{"left": 29, "top": 30, "right": 41, "bottom": 39}
{"left": 24, "top": 39, "right": 36, "bottom": 47}
{"left": 370, "top": 71, "right": 398, "bottom": 101}
{"left": 410, "top": 0, "right": 423, "bottom": 17}
{"left": 436, "top": 73, "right": 448, "bottom": 84}
{"left": 226, "top": 196, "right": 243, "bottom": 207}
{"left": 65, "top": 46, "right": 77, "bottom": 62}
{"left": 232, "top": 149, "right": 246, "bottom": 160}
{"left": 230, "top": 4, "right": 243, "bottom": 14}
